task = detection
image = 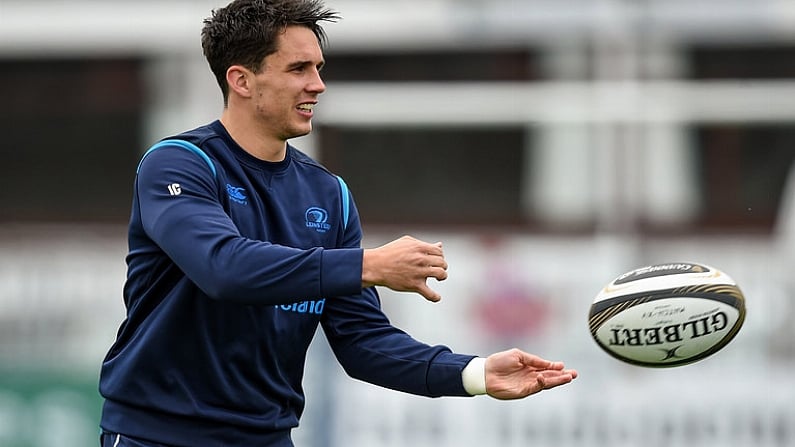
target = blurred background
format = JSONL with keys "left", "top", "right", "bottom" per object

{"left": 1, "top": 0, "right": 794, "bottom": 446}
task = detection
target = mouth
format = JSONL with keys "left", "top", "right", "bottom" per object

{"left": 296, "top": 102, "right": 316, "bottom": 115}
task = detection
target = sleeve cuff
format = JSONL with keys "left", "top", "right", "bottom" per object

{"left": 461, "top": 357, "right": 487, "bottom": 396}
{"left": 320, "top": 248, "right": 364, "bottom": 297}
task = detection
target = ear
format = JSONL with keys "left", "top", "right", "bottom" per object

{"left": 226, "top": 65, "right": 253, "bottom": 99}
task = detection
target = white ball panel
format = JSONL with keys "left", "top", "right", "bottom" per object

{"left": 593, "top": 298, "right": 740, "bottom": 365}
{"left": 593, "top": 264, "right": 736, "bottom": 304}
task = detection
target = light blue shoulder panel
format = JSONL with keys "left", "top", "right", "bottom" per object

{"left": 137, "top": 139, "right": 217, "bottom": 178}
{"left": 336, "top": 175, "right": 350, "bottom": 230}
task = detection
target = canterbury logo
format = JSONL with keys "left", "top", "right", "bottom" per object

{"left": 226, "top": 184, "right": 248, "bottom": 205}
{"left": 167, "top": 183, "right": 181, "bottom": 196}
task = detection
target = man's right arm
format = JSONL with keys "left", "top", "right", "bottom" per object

{"left": 136, "top": 146, "right": 362, "bottom": 304}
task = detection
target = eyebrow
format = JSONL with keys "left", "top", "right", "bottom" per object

{"left": 286, "top": 59, "right": 325, "bottom": 71}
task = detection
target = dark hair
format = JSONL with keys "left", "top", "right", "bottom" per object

{"left": 201, "top": 0, "right": 340, "bottom": 103}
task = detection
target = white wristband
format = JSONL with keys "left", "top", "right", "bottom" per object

{"left": 461, "top": 357, "right": 487, "bottom": 396}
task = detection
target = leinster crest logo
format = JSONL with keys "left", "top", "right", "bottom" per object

{"left": 305, "top": 207, "right": 331, "bottom": 233}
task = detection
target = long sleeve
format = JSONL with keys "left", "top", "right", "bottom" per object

{"left": 133, "top": 144, "right": 362, "bottom": 304}
{"left": 322, "top": 287, "right": 476, "bottom": 397}
{"left": 320, "top": 190, "right": 475, "bottom": 397}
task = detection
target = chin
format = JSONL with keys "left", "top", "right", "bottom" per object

{"left": 289, "top": 126, "right": 313, "bottom": 139}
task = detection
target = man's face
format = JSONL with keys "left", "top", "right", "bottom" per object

{"left": 251, "top": 26, "right": 326, "bottom": 141}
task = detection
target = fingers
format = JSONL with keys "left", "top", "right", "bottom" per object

{"left": 413, "top": 240, "right": 447, "bottom": 301}
{"left": 514, "top": 350, "right": 564, "bottom": 371}
{"left": 425, "top": 240, "right": 444, "bottom": 256}
{"left": 537, "top": 369, "right": 578, "bottom": 391}
{"left": 483, "top": 349, "right": 578, "bottom": 400}
{"left": 417, "top": 283, "right": 442, "bottom": 303}
{"left": 420, "top": 241, "right": 447, "bottom": 270}
{"left": 523, "top": 370, "right": 576, "bottom": 397}
{"left": 363, "top": 236, "right": 449, "bottom": 301}
{"left": 427, "top": 264, "right": 448, "bottom": 281}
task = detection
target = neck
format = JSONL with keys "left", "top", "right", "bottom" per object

{"left": 220, "top": 109, "right": 287, "bottom": 162}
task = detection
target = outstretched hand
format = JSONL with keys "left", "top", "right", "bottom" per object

{"left": 362, "top": 235, "right": 448, "bottom": 302}
{"left": 485, "top": 348, "right": 578, "bottom": 400}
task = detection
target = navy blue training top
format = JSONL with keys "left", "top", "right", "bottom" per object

{"left": 99, "top": 120, "right": 475, "bottom": 446}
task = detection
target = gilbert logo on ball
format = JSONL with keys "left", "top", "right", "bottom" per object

{"left": 588, "top": 263, "right": 746, "bottom": 367}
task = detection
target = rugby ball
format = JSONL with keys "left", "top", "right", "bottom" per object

{"left": 588, "top": 262, "right": 745, "bottom": 367}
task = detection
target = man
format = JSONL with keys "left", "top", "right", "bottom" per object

{"left": 98, "top": 1, "right": 577, "bottom": 446}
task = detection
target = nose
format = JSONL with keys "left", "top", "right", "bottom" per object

{"left": 308, "top": 69, "right": 326, "bottom": 94}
